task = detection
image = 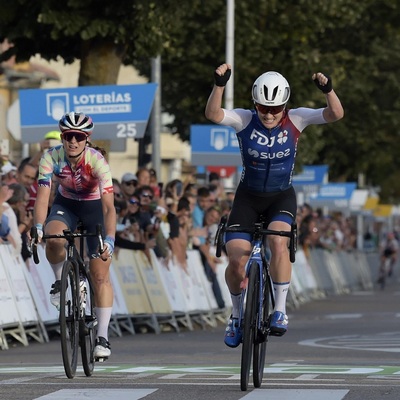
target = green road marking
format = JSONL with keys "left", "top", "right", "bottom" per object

{"left": 0, "top": 364, "right": 400, "bottom": 376}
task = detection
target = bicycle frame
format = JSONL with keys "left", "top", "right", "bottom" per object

{"left": 238, "top": 230, "right": 275, "bottom": 336}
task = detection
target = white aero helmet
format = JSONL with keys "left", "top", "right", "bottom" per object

{"left": 252, "top": 71, "right": 290, "bottom": 106}
{"left": 59, "top": 112, "right": 94, "bottom": 135}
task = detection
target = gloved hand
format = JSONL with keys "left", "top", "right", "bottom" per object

{"left": 103, "top": 236, "right": 115, "bottom": 258}
{"left": 35, "top": 223, "right": 44, "bottom": 242}
{"left": 313, "top": 73, "right": 332, "bottom": 93}
{"left": 214, "top": 69, "right": 231, "bottom": 87}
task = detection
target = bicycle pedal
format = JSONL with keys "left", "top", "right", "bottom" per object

{"left": 95, "top": 356, "right": 108, "bottom": 363}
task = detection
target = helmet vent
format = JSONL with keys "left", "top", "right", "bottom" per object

{"left": 264, "top": 85, "right": 279, "bottom": 102}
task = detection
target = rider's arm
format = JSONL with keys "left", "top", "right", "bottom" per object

{"left": 33, "top": 185, "right": 51, "bottom": 227}
{"left": 312, "top": 72, "right": 344, "bottom": 123}
{"left": 101, "top": 191, "right": 116, "bottom": 242}
{"left": 205, "top": 63, "right": 231, "bottom": 123}
{"left": 322, "top": 90, "right": 344, "bottom": 122}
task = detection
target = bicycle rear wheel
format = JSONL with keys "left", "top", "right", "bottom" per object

{"left": 253, "top": 268, "right": 271, "bottom": 388}
{"left": 240, "top": 261, "right": 259, "bottom": 391}
{"left": 81, "top": 277, "right": 97, "bottom": 377}
{"left": 59, "top": 260, "right": 79, "bottom": 379}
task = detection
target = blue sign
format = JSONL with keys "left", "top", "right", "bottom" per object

{"left": 19, "top": 84, "right": 157, "bottom": 143}
{"left": 311, "top": 182, "right": 357, "bottom": 200}
{"left": 309, "top": 182, "right": 357, "bottom": 210}
{"left": 292, "top": 165, "right": 328, "bottom": 185}
{"left": 190, "top": 125, "right": 241, "bottom": 166}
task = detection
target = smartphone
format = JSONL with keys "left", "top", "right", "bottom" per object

{"left": 176, "top": 181, "right": 183, "bottom": 197}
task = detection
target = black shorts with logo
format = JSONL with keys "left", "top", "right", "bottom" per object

{"left": 226, "top": 185, "right": 296, "bottom": 243}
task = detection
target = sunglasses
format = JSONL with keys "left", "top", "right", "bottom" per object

{"left": 255, "top": 103, "right": 286, "bottom": 115}
{"left": 62, "top": 132, "right": 88, "bottom": 142}
{"left": 123, "top": 181, "right": 136, "bottom": 187}
{"left": 141, "top": 193, "right": 153, "bottom": 200}
{"left": 129, "top": 199, "right": 140, "bottom": 205}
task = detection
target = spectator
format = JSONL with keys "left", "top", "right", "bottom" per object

{"left": 191, "top": 187, "right": 225, "bottom": 309}
{"left": 114, "top": 189, "right": 156, "bottom": 257}
{"left": 0, "top": 184, "right": 18, "bottom": 252}
{"left": 136, "top": 167, "right": 151, "bottom": 189}
{"left": 6, "top": 183, "right": 31, "bottom": 261}
{"left": 208, "top": 171, "right": 225, "bottom": 200}
{"left": 149, "top": 168, "right": 161, "bottom": 200}
{"left": 164, "top": 179, "right": 184, "bottom": 213}
{"left": 136, "top": 185, "right": 156, "bottom": 216}
{"left": 120, "top": 172, "right": 138, "bottom": 200}
{"left": 16, "top": 161, "right": 38, "bottom": 214}
{"left": 29, "top": 131, "right": 62, "bottom": 168}
{"left": 1, "top": 162, "right": 18, "bottom": 185}
{"left": 163, "top": 197, "right": 189, "bottom": 272}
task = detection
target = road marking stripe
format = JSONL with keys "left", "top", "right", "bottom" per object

{"left": 35, "top": 389, "right": 157, "bottom": 400}
{"left": 242, "top": 389, "right": 349, "bottom": 400}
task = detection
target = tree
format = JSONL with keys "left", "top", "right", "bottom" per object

{"left": 0, "top": 0, "right": 179, "bottom": 85}
{"left": 2, "top": 0, "right": 400, "bottom": 201}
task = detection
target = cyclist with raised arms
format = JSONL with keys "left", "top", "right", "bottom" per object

{"left": 33, "top": 112, "right": 116, "bottom": 359}
{"left": 205, "top": 63, "right": 344, "bottom": 347}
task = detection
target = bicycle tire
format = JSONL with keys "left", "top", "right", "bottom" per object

{"left": 59, "top": 259, "right": 79, "bottom": 379}
{"left": 81, "top": 276, "right": 97, "bottom": 376}
{"left": 253, "top": 266, "right": 271, "bottom": 388}
{"left": 240, "top": 261, "right": 259, "bottom": 391}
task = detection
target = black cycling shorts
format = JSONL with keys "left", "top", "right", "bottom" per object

{"left": 226, "top": 185, "right": 296, "bottom": 243}
{"left": 46, "top": 193, "right": 104, "bottom": 258}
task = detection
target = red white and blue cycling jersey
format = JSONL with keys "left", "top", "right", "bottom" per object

{"left": 220, "top": 107, "right": 327, "bottom": 193}
{"left": 37, "top": 145, "right": 113, "bottom": 200}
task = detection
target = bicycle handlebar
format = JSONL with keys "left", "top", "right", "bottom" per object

{"left": 215, "top": 218, "right": 297, "bottom": 263}
{"left": 30, "top": 224, "right": 105, "bottom": 265}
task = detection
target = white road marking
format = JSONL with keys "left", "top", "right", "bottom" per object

{"left": 35, "top": 389, "right": 157, "bottom": 400}
{"left": 325, "top": 313, "right": 362, "bottom": 319}
{"left": 300, "top": 332, "right": 400, "bottom": 352}
{"left": 241, "top": 389, "right": 349, "bottom": 400}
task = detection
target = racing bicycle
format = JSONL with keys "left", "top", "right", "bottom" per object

{"left": 215, "top": 216, "right": 297, "bottom": 391}
{"left": 30, "top": 222, "right": 105, "bottom": 379}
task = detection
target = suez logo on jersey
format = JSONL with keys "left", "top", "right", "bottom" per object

{"left": 247, "top": 128, "right": 291, "bottom": 159}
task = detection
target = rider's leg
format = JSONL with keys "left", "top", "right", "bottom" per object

{"left": 90, "top": 257, "right": 113, "bottom": 340}
{"left": 225, "top": 239, "right": 251, "bottom": 318}
{"left": 45, "top": 220, "right": 68, "bottom": 280}
{"left": 268, "top": 220, "right": 292, "bottom": 315}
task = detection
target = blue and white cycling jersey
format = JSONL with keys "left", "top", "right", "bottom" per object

{"left": 220, "top": 107, "right": 327, "bottom": 193}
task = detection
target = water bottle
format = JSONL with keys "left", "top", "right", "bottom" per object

{"left": 79, "top": 273, "right": 88, "bottom": 310}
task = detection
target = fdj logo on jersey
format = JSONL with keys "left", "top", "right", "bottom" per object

{"left": 249, "top": 129, "right": 289, "bottom": 146}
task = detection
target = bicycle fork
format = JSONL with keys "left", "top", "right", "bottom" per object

{"left": 239, "top": 242, "right": 269, "bottom": 343}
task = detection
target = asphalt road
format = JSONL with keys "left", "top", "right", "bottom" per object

{"left": 1, "top": 277, "right": 400, "bottom": 400}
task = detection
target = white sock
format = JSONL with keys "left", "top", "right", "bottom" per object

{"left": 230, "top": 292, "right": 242, "bottom": 318}
{"left": 50, "top": 261, "right": 64, "bottom": 281}
{"left": 273, "top": 281, "right": 290, "bottom": 314}
{"left": 95, "top": 307, "right": 112, "bottom": 340}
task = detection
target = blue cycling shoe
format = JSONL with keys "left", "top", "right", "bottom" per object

{"left": 269, "top": 311, "right": 288, "bottom": 337}
{"left": 224, "top": 316, "right": 242, "bottom": 348}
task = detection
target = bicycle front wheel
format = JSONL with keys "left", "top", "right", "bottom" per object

{"left": 240, "top": 261, "right": 259, "bottom": 391}
{"left": 253, "top": 268, "right": 271, "bottom": 388}
{"left": 60, "top": 260, "right": 79, "bottom": 379}
{"left": 81, "top": 278, "right": 97, "bottom": 377}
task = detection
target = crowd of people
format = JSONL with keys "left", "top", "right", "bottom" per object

{"left": 297, "top": 203, "right": 358, "bottom": 256}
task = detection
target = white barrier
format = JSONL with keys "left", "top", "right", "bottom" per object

{"left": 0, "top": 241, "right": 376, "bottom": 349}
